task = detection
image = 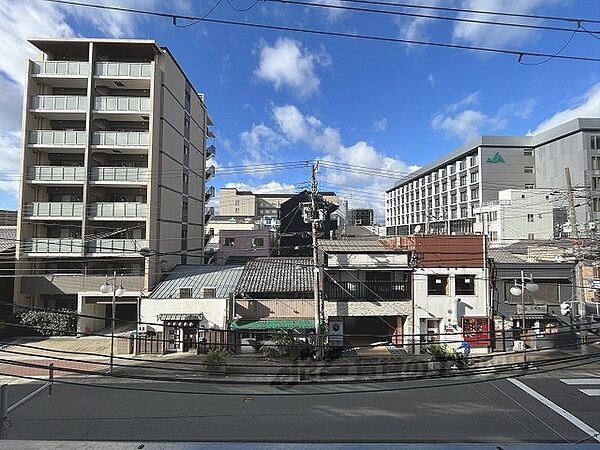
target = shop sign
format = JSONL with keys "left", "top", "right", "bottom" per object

{"left": 516, "top": 304, "right": 548, "bottom": 315}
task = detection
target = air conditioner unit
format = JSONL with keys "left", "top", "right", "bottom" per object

{"left": 138, "top": 324, "right": 154, "bottom": 333}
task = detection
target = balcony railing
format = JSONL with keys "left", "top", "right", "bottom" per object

{"left": 205, "top": 206, "right": 215, "bottom": 224}
{"left": 29, "top": 130, "right": 87, "bottom": 146}
{"left": 95, "top": 62, "right": 152, "bottom": 78}
{"left": 91, "top": 167, "right": 148, "bottom": 183}
{"left": 32, "top": 61, "right": 90, "bottom": 77}
{"left": 206, "top": 144, "right": 216, "bottom": 159}
{"left": 90, "top": 202, "right": 147, "bottom": 219}
{"left": 324, "top": 280, "right": 410, "bottom": 301}
{"left": 87, "top": 239, "right": 147, "bottom": 254}
{"left": 31, "top": 95, "right": 87, "bottom": 111}
{"left": 205, "top": 186, "right": 215, "bottom": 202}
{"left": 27, "top": 166, "right": 85, "bottom": 183}
{"left": 25, "top": 202, "right": 84, "bottom": 219}
{"left": 92, "top": 131, "right": 149, "bottom": 147}
{"left": 206, "top": 165, "right": 216, "bottom": 180}
{"left": 94, "top": 96, "right": 150, "bottom": 113}
{"left": 24, "top": 238, "right": 83, "bottom": 254}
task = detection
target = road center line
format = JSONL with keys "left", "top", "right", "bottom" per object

{"left": 508, "top": 378, "right": 600, "bottom": 443}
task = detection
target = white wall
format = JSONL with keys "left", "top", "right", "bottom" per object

{"left": 140, "top": 297, "right": 227, "bottom": 332}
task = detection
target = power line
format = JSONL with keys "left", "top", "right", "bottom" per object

{"left": 36, "top": 0, "right": 600, "bottom": 63}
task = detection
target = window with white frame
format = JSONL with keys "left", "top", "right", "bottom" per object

{"left": 524, "top": 166, "right": 534, "bottom": 174}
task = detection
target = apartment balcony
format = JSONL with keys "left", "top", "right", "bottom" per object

{"left": 205, "top": 206, "right": 215, "bottom": 225}
{"left": 87, "top": 239, "right": 148, "bottom": 256}
{"left": 24, "top": 238, "right": 83, "bottom": 256}
{"left": 31, "top": 61, "right": 89, "bottom": 88}
{"left": 29, "top": 130, "right": 87, "bottom": 150}
{"left": 206, "top": 165, "right": 216, "bottom": 181}
{"left": 90, "top": 167, "right": 148, "bottom": 185}
{"left": 204, "top": 227, "right": 214, "bottom": 247}
{"left": 205, "top": 186, "right": 215, "bottom": 203}
{"left": 89, "top": 202, "right": 147, "bottom": 221}
{"left": 93, "top": 96, "right": 150, "bottom": 121}
{"left": 27, "top": 166, "right": 85, "bottom": 185}
{"left": 206, "top": 144, "right": 216, "bottom": 159}
{"left": 24, "top": 202, "right": 84, "bottom": 220}
{"left": 91, "top": 131, "right": 149, "bottom": 153}
{"left": 95, "top": 62, "right": 152, "bottom": 89}
{"left": 324, "top": 280, "right": 410, "bottom": 301}
{"left": 30, "top": 95, "right": 87, "bottom": 120}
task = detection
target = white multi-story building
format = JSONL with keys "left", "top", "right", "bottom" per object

{"left": 386, "top": 118, "right": 600, "bottom": 237}
{"left": 473, "top": 189, "right": 567, "bottom": 246}
{"left": 14, "top": 38, "right": 216, "bottom": 327}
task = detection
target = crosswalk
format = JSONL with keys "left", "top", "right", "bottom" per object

{"left": 560, "top": 377, "right": 600, "bottom": 396}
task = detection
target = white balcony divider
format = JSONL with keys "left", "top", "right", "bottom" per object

{"left": 31, "top": 95, "right": 87, "bottom": 111}
{"left": 94, "top": 96, "right": 150, "bottom": 113}
{"left": 29, "top": 130, "right": 87, "bottom": 146}
{"left": 90, "top": 202, "right": 147, "bottom": 219}
{"left": 26, "top": 238, "right": 83, "bottom": 254}
{"left": 28, "top": 166, "right": 85, "bottom": 182}
{"left": 88, "top": 239, "right": 148, "bottom": 254}
{"left": 32, "top": 61, "right": 90, "bottom": 76}
{"left": 95, "top": 62, "right": 152, "bottom": 78}
{"left": 26, "top": 202, "right": 84, "bottom": 218}
{"left": 92, "top": 131, "right": 149, "bottom": 147}
{"left": 91, "top": 167, "right": 148, "bottom": 182}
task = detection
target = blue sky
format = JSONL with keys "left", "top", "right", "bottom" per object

{"left": 1, "top": 0, "right": 599, "bottom": 220}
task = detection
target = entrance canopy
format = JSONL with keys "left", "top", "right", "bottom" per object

{"left": 230, "top": 319, "right": 314, "bottom": 331}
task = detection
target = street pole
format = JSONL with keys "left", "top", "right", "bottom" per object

{"left": 110, "top": 270, "right": 116, "bottom": 374}
{"left": 310, "top": 161, "right": 322, "bottom": 359}
{"left": 521, "top": 270, "right": 527, "bottom": 367}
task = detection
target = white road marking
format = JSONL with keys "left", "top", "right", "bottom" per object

{"left": 579, "top": 389, "right": 600, "bottom": 397}
{"left": 560, "top": 378, "right": 600, "bottom": 385}
{"left": 508, "top": 378, "right": 600, "bottom": 443}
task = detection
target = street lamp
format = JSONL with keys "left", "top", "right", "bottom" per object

{"left": 100, "top": 271, "right": 126, "bottom": 374}
{"left": 509, "top": 271, "right": 539, "bottom": 367}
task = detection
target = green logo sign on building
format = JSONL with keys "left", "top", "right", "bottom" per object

{"left": 486, "top": 152, "right": 506, "bottom": 164}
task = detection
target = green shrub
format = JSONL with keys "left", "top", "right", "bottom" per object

{"left": 18, "top": 309, "right": 77, "bottom": 336}
{"left": 427, "top": 343, "right": 456, "bottom": 360}
{"left": 204, "top": 348, "right": 231, "bottom": 367}
{"left": 262, "top": 334, "right": 314, "bottom": 360}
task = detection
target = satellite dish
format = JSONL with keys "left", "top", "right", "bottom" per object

{"left": 414, "top": 225, "right": 422, "bottom": 234}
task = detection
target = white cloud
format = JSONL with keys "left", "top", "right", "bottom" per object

{"left": 428, "top": 74, "right": 435, "bottom": 87}
{"left": 240, "top": 123, "right": 288, "bottom": 166}
{"left": 224, "top": 181, "right": 298, "bottom": 194}
{"left": 254, "top": 38, "right": 331, "bottom": 98}
{"left": 308, "top": 0, "right": 347, "bottom": 23}
{"left": 373, "top": 118, "right": 388, "bottom": 132}
{"left": 531, "top": 83, "right": 600, "bottom": 135}
{"left": 0, "top": 131, "right": 22, "bottom": 195}
{"left": 432, "top": 92, "right": 536, "bottom": 141}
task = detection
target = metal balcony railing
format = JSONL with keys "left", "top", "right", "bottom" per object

{"left": 324, "top": 280, "right": 411, "bottom": 301}
{"left": 32, "top": 61, "right": 89, "bottom": 77}
{"left": 25, "top": 202, "right": 84, "bottom": 218}
{"left": 205, "top": 206, "right": 215, "bottom": 224}
{"left": 206, "top": 144, "right": 216, "bottom": 159}
{"left": 87, "top": 239, "right": 147, "bottom": 254}
{"left": 205, "top": 186, "right": 215, "bottom": 202}
{"left": 90, "top": 167, "right": 148, "bottom": 183}
{"left": 95, "top": 62, "right": 152, "bottom": 78}
{"left": 29, "top": 130, "right": 87, "bottom": 146}
{"left": 206, "top": 165, "right": 216, "bottom": 180}
{"left": 90, "top": 202, "right": 147, "bottom": 219}
{"left": 94, "top": 96, "right": 150, "bottom": 113}
{"left": 31, "top": 95, "right": 87, "bottom": 111}
{"left": 92, "top": 131, "right": 149, "bottom": 147}
{"left": 25, "top": 238, "right": 83, "bottom": 254}
{"left": 27, "top": 166, "right": 85, "bottom": 183}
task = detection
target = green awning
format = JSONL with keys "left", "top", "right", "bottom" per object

{"left": 230, "top": 319, "right": 315, "bottom": 330}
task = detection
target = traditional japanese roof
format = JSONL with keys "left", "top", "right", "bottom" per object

{"left": 318, "top": 239, "right": 391, "bottom": 253}
{"left": 150, "top": 264, "right": 244, "bottom": 299}
{"left": 235, "top": 257, "right": 313, "bottom": 294}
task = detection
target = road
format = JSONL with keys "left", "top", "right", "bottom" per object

{"left": 1, "top": 368, "right": 599, "bottom": 444}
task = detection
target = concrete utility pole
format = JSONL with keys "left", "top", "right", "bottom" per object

{"left": 565, "top": 167, "right": 587, "bottom": 353}
{"left": 310, "top": 161, "right": 323, "bottom": 359}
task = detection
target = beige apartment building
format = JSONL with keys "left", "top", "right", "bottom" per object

{"left": 14, "top": 38, "right": 216, "bottom": 328}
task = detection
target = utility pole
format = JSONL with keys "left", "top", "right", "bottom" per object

{"left": 309, "top": 161, "right": 323, "bottom": 359}
{"left": 565, "top": 167, "right": 587, "bottom": 353}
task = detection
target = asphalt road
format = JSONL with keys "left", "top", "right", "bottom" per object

{"left": 2, "top": 367, "right": 600, "bottom": 445}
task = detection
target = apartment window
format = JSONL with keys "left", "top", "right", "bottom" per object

{"left": 528, "top": 233, "right": 535, "bottom": 240}
{"left": 234, "top": 207, "right": 240, "bottom": 213}
{"left": 460, "top": 206, "right": 468, "bottom": 218}
{"left": 434, "top": 197, "right": 440, "bottom": 207}
{"left": 591, "top": 135, "right": 600, "bottom": 149}
{"left": 183, "top": 144, "right": 189, "bottom": 156}
{"left": 524, "top": 149, "right": 533, "bottom": 156}
{"left": 524, "top": 166, "right": 534, "bottom": 174}
{"left": 490, "top": 231, "right": 498, "bottom": 241}
{"left": 441, "top": 169, "right": 446, "bottom": 177}
{"left": 527, "top": 213, "right": 534, "bottom": 222}
{"left": 593, "top": 177, "right": 600, "bottom": 191}
{"left": 442, "top": 196, "right": 448, "bottom": 206}
{"left": 470, "top": 171, "right": 478, "bottom": 183}
{"left": 489, "top": 211, "right": 497, "bottom": 222}
{"left": 177, "top": 287, "right": 192, "bottom": 299}
{"left": 593, "top": 198, "right": 600, "bottom": 212}
{"left": 451, "top": 208, "right": 457, "bottom": 219}
{"left": 428, "top": 187, "right": 432, "bottom": 196}
{"left": 455, "top": 275, "right": 475, "bottom": 295}
{"left": 182, "top": 199, "right": 188, "bottom": 222}
{"left": 450, "top": 179, "right": 456, "bottom": 189}
{"left": 442, "top": 182, "right": 447, "bottom": 192}
{"left": 224, "top": 237, "right": 235, "bottom": 246}
{"left": 202, "top": 287, "right": 217, "bottom": 298}
{"left": 184, "top": 117, "right": 190, "bottom": 130}
{"left": 459, "top": 160, "right": 466, "bottom": 171}
{"left": 471, "top": 188, "right": 479, "bottom": 200}
{"left": 593, "top": 156, "right": 600, "bottom": 171}
{"left": 252, "top": 237, "right": 264, "bottom": 247}
{"left": 460, "top": 191, "right": 468, "bottom": 202}
{"left": 525, "top": 183, "right": 535, "bottom": 189}
{"left": 181, "top": 227, "right": 187, "bottom": 239}
{"left": 451, "top": 193, "right": 457, "bottom": 204}
{"left": 450, "top": 165, "right": 456, "bottom": 174}
{"left": 469, "top": 156, "right": 476, "bottom": 167}
{"left": 460, "top": 176, "right": 467, "bottom": 186}
{"left": 428, "top": 275, "right": 448, "bottom": 296}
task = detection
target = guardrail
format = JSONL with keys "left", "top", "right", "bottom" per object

{"left": 95, "top": 62, "right": 152, "bottom": 78}
{"left": 31, "top": 95, "right": 87, "bottom": 111}
{"left": 94, "top": 96, "right": 150, "bottom": 113}
{"left": 32, "top": 60, "right": 89, "bottom": 76}
{"left": 25, "top": 202, "right": 84, "bottom": 218}
{"left": 28, "top": 166, "right": 85, "bottom": 182}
